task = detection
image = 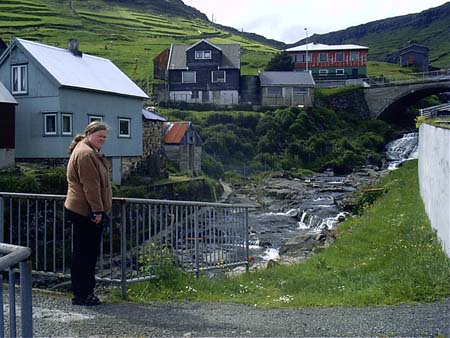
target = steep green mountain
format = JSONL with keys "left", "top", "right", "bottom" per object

{"left": 0, "top": 0, "right": 278, "bottom": 91}
{"left": 288, "top": 2, "right": 450, "bottom": 68}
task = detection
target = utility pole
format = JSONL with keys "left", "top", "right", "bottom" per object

{"left": 305, "top": 28, "right": 309, "bottom": 72}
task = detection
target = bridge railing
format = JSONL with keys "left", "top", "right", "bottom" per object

{"left": 366, "top": 68, "right": 450, "bottom": 87}
{"left": 419, "top": 103, "right": 450, "bottom": 119}
{"left": 0, "top": 243, "right": 33, "bottom": 338}
{"left": 0, "top": 192, "right": 252, "bottom": 298}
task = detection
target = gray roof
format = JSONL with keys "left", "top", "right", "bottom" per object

{"left": 168, "top": 40, "right": 240, "bottom": 70}
{"left": 2, "top": 38, "right": 148, "bottom": 99}
{"left": 0, "top": 81, "right": 17, "bottom": 104}
{"left": 259, "top": 71, "right": 315, "bottom": 87}
{"left": 142, "top": 108, "right": 167, "bottom": 121}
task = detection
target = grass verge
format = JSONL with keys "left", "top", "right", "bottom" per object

{"left": 122, "top": 160, "right": 450, "bottom": 307}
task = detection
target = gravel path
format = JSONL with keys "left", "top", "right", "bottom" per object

{"left": 31, "top": 291, "right": 450, "bottom": 337}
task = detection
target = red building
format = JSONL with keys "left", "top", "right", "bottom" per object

{"left": 286, "top": 43, "right": 369, "bottom": 79}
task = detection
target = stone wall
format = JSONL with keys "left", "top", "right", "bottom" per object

{"left": 315, "top": 88, "right": 371, "bottom": 119}
{"left": 418, "top": 123, "right": 450, "bottom": 257}
{"left": 121, "top": 119, "right": 166, "bottom": 181}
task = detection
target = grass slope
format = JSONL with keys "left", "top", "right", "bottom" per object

{"left": 0, "top": 0, "right": 278, "bottom": 89}
{"left": 124, "top": 160, "right": 450, "bottom": 307}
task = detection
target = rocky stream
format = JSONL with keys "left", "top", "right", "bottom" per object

{"left": 222, "top": 132, "right": 419, "bottom": 269}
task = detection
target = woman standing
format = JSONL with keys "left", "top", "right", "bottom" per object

{"left": 64, "top": 121, "right": 112, "bottom": 306}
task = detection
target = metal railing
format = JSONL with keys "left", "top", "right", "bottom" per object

{"left": 0, "top": 192, "right": 252, "bottom": 297}
{"left": 419, "top": 103, "right": 450, "bottom": 119}
{"left": 366, "top": 68, "right": 450, "bottom": 87}
{"left": 0, "top": 243, "right": 33, "bottom": 338}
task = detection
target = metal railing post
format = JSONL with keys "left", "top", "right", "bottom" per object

{"left": 245, "top": 208, "right": 250, "bottom": 273}
{"left": 194, "top": 206, "right": 200, "bottom": 277}
{"left": 0, "top": 274, "right": 3, "bottom": 338}
{"left": 9, "top": 269, "right": 16, "bottom": 338}
{"left": 20, "top": 260, "right": 32, "bottom": 338}
{"left": 0, "top": 197, "right": 4, "bottom": 243}
{"left": 120, "top": 201, "right": 127, "bottom": 298}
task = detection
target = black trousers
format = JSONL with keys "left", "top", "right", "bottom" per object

{"left": 66, "top": 209, "right": 103, "bottom": 298}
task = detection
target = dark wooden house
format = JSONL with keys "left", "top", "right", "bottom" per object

{"left": 158, "top": 39, "right": 240, "bottom": 104}
{"left": 163, "top": 121, "right": 202, "bottom": 175}
{"left": 0, "top": 81, "right": 17, "bottom": 169}
{"left": 399, "top": 43, "right": 429, "bottom": 72}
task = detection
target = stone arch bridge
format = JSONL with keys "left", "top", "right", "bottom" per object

{"left": 363, "top": 70, "right": 450, "bottom": 119}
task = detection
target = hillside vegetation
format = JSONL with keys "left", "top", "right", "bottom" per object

{"left": 0, "top": 0, "right": 277, "bottom": 90}
{"left": 292, "top": 2, "right": 450, "bottom": 68}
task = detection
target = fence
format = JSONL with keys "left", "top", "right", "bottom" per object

{"left": 0, "top": 243, "right": 33, "bottom": 338}
{"left": 0, "top": 192, "right": 252, "bottom": 298}
{"left": 419, "top": 103, "right": 450, "bottom": 119}
{"left": 366, "top": 68, "right": 450, "bottom": 87}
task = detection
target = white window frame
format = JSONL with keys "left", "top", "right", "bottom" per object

{"left": 350, "top": 52, "right": 360, "bottom": 61}
{"left": 89, "top": 115, "right": 103, "bottom": 123}
{"left": 336, "top": 69, "right": 345, "bottom": 75}
{"left": 182, "top": 71, "right": 196, "bottom": 83}
{"left": 11, "top": 64, "right": 27, "bottom": 94}
{"left": 118, "top": 118, "right": 131, "bottom": 138}
{"left": 319, "top": 53, "right": 328, "bottom": 62}
{"left": 318, "top": 69, "right": 328, "bottom": 76}
{"left": 212, "top": 70, "right": 226, "bottom": 83}
{"left": 44, "top": 113, "right": 57, "bottom": 136}
{"left": 61, "top": 113, "right": 73, "bottom": 135}
{"left": 195, "top": 50, "right": 212, "bottom": 60}
{"left": 335, "top": 52, "right": 344, "bottom": 62}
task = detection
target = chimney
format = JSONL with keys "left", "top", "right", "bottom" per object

{"left": 66, "top": 38, "right": 82, "bottom": 57}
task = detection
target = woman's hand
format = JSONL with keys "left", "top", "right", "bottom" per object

{"left": 92, "top": 213, "right": 102, "bottom": 224}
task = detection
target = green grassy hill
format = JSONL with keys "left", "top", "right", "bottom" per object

{"left": 0, "top": 0, "right": 278, "bottom": 91}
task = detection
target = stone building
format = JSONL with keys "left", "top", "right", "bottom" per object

{"left": 163, "top": 121, "right": 202, "bottom": 175}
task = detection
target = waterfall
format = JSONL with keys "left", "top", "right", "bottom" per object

{"left": 385, "top": 132, "right": 418, "bottom": 169}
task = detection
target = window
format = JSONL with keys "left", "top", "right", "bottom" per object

{"left": 336, "top": 69, "right": 345, "bottom": 75}
{"left": 318, "top": 69, "right": 328, "bottom": 76}
{"left": 293, "top": 87, "right": 307, "bottom": 95}
{"left": 350, "top": 52, "right": 360, "bottom": 61}
{"left": 12, "top": 64, "right": 27, "bottom": 94}
{"left": 295, "top": 54, "right": 312, "bottom": 62}
{"left": 118, "top": 118, "right": 131, "bottom": 138}
{"left": 266, "top": 87, "right": 282, "bottom": 97}
{"left": 44, "top": 113, "right": 57, "bottom": 135}
{"left": 195, "top": 50, "right": 212, "bottom": 59}
{"left": 89, "top": 115, "right": 103, "bottom": 123}
{"left": 182, "top": 71, "right": 196, "bottom": 83}
{"left": 319, "top": 53, "right": 328, "bottom": 62}
{"left": 212, "top": 70, "right": 226, "bottom": 83}
{"left": 335, "top": 52, "right": 344, "bottom": 62}
{"left": 61, "top": 113, "right": 72, "bottom": 135}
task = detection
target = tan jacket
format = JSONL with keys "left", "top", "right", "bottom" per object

{"left": 64, "top": 139, "right": 112, "bottom": 216}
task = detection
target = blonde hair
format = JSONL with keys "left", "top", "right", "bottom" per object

{"left": 68, "top": 121, "right": 109, "bottom": 154}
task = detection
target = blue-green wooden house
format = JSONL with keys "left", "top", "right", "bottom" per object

{"left": 0, "top": 38, "right": 148, "bottom": 184}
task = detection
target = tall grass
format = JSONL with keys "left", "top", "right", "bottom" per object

{"left": 124, "top": 160, "right": 450, "bottom": 307}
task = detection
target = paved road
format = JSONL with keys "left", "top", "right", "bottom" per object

{"left": 30, "top": 291, "right": 450, "bottom": 337}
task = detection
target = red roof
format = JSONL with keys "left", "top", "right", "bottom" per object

{"left": 164, "top": 122, "right": 190, "bottom": 144}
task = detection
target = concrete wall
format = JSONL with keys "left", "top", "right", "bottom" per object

{"left": 0, "top": 149, "right": 14, "bottom": 169}
{"left": 418, "top": 123, "right": 450, "bottom": 257}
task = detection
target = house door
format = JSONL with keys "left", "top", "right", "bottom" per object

{"left": 352, "top": 68, "right": 358, "bottom": 77}
{"left": 202, "top": 91, "right": 209, "bottom": 103}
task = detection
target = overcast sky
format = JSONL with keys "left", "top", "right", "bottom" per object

{"left": 182, "top": 0, "right": 450, "bottom": 43}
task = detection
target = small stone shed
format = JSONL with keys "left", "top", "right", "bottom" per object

{"left": 163, "top": 121, "right": 202, "bottom": 175}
